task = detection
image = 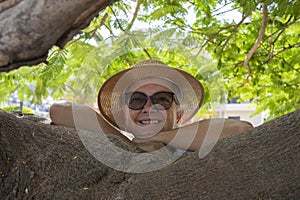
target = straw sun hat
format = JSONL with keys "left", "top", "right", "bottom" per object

{"left": 98, "top": 59, "right": 205, "bottom": 130}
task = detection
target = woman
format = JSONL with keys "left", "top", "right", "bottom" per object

{"left": 50, "top": 59, "right": 253, "bottom": 152}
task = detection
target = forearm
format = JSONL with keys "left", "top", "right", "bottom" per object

{"left": 157, "top": 121, "right": 208, "bottom": 152}
{"left": 166, "top": 119, "right": 253, "bottom": 151}
{"left": 134, "top": 118, "right": 253, "bottom": 152}
{"left": 50, "top": 101, "right": 75, "bottom": 128}
{"left": 50, "top": 102, "right": 121, "bottom": 136}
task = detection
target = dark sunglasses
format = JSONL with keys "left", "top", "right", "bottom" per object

{"left": 125, "top": 91, "right": 179, "bottom": 110}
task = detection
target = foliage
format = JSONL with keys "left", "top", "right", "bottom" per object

{"left": 0, "top": 0, "right": 299, "bottom": 121}
{"left": 1, "top": 106, "right": 34, "bottom": 115}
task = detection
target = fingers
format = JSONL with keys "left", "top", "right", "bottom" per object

{"left": 132, "top": 137, "right": 166, "bottom": 152}
{"left": 135, "top": 142, "right": 165, "bottom": 152}
{"left": 49, "top": 102, "right": 74, "bottom": 127}
{"left": 234, "top": 120, "right": 254, "bottom": 132}
{"left": 222, "top": 119, "right": 254, "bottom": 138}
{"left": 132, "top": 137, "right": 150, "bottom": 143}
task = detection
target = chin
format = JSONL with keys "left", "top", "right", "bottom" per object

{"left": 131, "top": 127, "right": 161, "bottom": 138}
{"left": 133, "top": 131, "right": 158, "bottom": 139}
{"left": 127, "top": 123, "right": 164, "bottom": 138}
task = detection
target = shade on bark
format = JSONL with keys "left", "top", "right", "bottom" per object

{"left": 0, "top": 109, "right": 299, "bottom": 199}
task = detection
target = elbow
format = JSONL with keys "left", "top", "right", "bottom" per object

{"left": 235, "top": 121, "right": 254, "bottom": 134}
{"left": 49, "top": 102, "right": 74, "bottom": 127}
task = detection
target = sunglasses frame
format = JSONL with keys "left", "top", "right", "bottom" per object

{"left": 125, "top": 91, "right": 179, "bottom": 110}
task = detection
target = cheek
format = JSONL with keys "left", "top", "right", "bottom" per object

{"left": 124, "top": 108, "right": 140, "bottom": 124}
{"left": 120, "top": 108, "right": 138, "bottom": 133}
{"left": 120, "top": 108, "right": 136, "bottom": 125}
{"left": 164, "top": 110, "right": 177, "bottom": 129}
{"left": 128, "top": 110, "right": 138, "bottom": 121}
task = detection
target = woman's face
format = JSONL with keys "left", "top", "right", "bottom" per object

{"left": 122, "top": 83, "right": 182, "bottom": 138}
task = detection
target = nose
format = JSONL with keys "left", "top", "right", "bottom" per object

{"left": 141, "top": 99, "right": 155, "bottom": 113}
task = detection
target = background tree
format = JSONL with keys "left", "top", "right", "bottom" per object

{"left": 0, "top": 0, "right": 299, "bottom": 121}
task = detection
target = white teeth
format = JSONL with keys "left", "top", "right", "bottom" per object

{"left": 139, "top": 120, "right": 160, "bottom": 124}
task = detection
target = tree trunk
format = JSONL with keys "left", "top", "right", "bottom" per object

{"left": 0, "top": 0, "right": 117, "bottom": 72}
{"left": 0, "top": 109, "right": 299, "bottom": 199}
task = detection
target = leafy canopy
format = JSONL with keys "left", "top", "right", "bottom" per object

{"left": 0, "top": 0, "right": 299, "bottom": 120}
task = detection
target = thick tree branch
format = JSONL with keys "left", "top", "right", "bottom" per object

{"left": 0, "top": 109, "right": 299, "bottom": 198}
{"left": 0, "top": 0, "right": 117, "bottom": 72}
{"left": 0, "top": 0, "right": 22, "bottom": 13}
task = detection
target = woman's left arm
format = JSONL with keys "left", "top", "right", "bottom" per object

{"left": 133, "top": 118, "right": 253, "bottom": 152}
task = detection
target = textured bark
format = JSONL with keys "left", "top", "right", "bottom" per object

{"left": 0, "top": 0, "right": 117, "bottom": 72}
{"left": 0, "top": 109, "right": 299, "bottom": 199}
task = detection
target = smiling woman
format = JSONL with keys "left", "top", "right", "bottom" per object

{"left": 50, "top": 59, "right": 253, "bottom": 153}
{"left": 97, "top": 59, "right": 204, "bottom": 128}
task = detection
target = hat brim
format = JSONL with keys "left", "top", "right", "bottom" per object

{"left": 98, "top": 62, "right": 204, "bottom": 130}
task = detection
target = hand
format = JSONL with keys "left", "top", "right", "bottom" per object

{"left": 49, "top": 100, "right": 74, "bottom": 127}
{"left": 220, "top": 119, "right": 254, "bottom": 138}
{"left": 133, "top": 137, "right": 166, "bottom": 152}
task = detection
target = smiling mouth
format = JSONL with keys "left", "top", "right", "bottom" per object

{"left": 138, "top": 120, "right": 162, "bottom": 125}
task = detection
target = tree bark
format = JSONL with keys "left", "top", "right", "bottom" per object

{"left": 0, "top": 0, "right": 117, "bottom": 72}
{"left": 0, "top": 109, "right": 299, "bottom": 199}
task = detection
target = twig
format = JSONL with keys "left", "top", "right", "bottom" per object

{"left": 66, "top": 12, "right": 111, "bottom": 47}
{"left": 265, "top": 15, "right": 293, "bottom": 44}
{"left": 190, "top": 24, "right": 233, "bottom": 56}
{"left": 214, "top": 7, "right": 238, "bottom": 17}
{"left": 100, "top": 12, "right": 109, "bottom": 26}
{"left": 243, "top": 3, "right": 268, "bottom": 78}
{"left": 221, "top": 5, "right": 257, "bottom": 51}
{"left": 126, "top": 0, "right": 141, "bottom": 31}
{"left": 104, "top": 24, "right": 115, "bottom": 37}
{"left": 262, "top": 15, "right": 294, "bottom": 62}
{"left": 143, "top": 48, "right": 152, "bottom": 59}
{"left": 273, "top": 42, "right": 300, "bottom": 57}
{"left": 280, "top": 57, "right": 300, "bottom": 73}
{"left": 211, "top": 2, "right": 235, "bottom": 14}
{"left": 109, "top": 6, "right": 127, "bottom": 32}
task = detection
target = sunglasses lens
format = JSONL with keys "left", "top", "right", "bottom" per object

{"left": 127, "top": 92, "right": 148, "bottom": 110}
{"left": 151, "top": 92, "right": 174, "bottom": 109}
{"left": 126, "top": 92, "right": 175, "bottom": 110}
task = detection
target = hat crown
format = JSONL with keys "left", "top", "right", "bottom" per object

{"left": 132, "top": 59, "right": 167, "bottom": 68}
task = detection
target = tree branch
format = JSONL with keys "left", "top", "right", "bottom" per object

{"left": 104, "top": 24, "right": 116, "bottom": 37}
{"left": 143, "top": 48, "right": 152, "bottom": 59}
{"left": 190, "top": 24, "right": 233, "bottom": 56}
{"left": 243, "top": 3, "right": 269, "bottom": 78}
{"left": 267, "top": 15, "right": 293, "bottom": 44}
{"left": 109, "top": 6, "right": 126, "bottom": 32}
{"left": 0, "top": 0, "right": 117, "bottom": 72}
{"left": 100, "top": 12, "right": 109, "bottom": 26}
{"left": 221, "top": 5, "right": 257, "bottom": 51}
{"left": 1, "top": 109, "right": 299, "bottom": 198}
{"left": 211, "top": 2, "right": 235, "bottom": 14}
{"left": 0, "top": 0, "right": 22, "bottom": 13}
{"left": 125, "top": 0, "right": 141, "bottom": 31}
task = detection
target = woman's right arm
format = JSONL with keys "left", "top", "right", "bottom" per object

{"left": 49, "top": 101, "right": 166, "bottom": 151}
{"left": 49, "top": 101, "right": 124, "bottom": 137}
